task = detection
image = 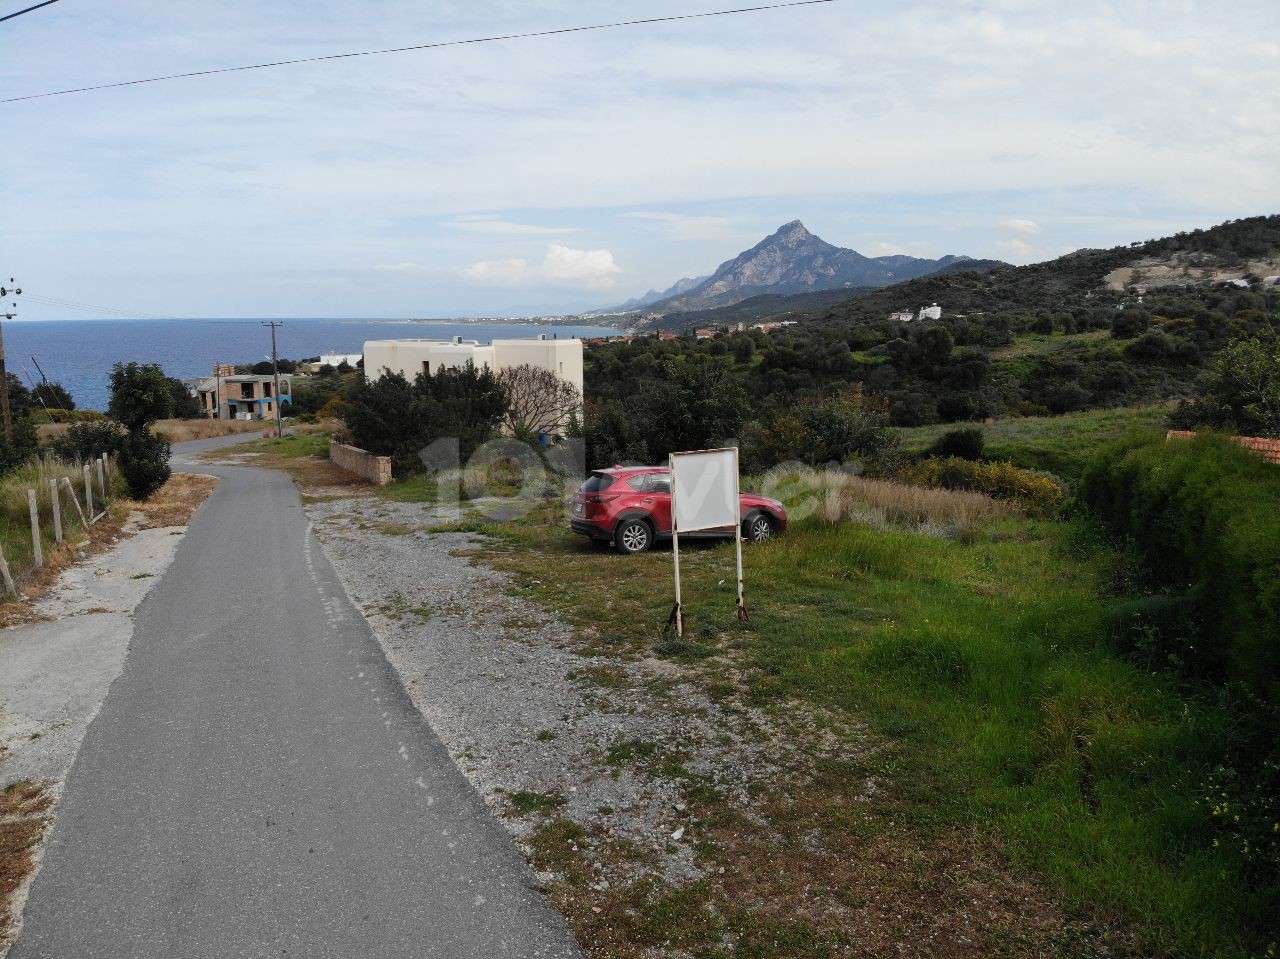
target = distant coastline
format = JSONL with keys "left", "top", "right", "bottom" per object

{"left": 4, "top": 317, "right": 622, "bottom": 411}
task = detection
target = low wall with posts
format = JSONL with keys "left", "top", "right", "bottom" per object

{"left": 329, "top": 440, "right": 392, "bottom": 486}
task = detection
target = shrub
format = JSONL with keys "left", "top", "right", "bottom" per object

{"left": 52, "top": 420, "right": 126, "bottom": 463}
{"left": 117, "top": 428, "right": 171, "bottom": 500}
{"left": 902, "top": 457, "right": 1064, "bottom": 516}
{"left": 926, "top": 427, "right": 985, "bottom": 461}
{"left": 0, "top": 416, "right": 39, "bottom": 476}
{"left": 344, "top": 364, "right": 507, "bottom": 473}
{"left": 1079, "top": 432, "right": 1280, "bottom": 697}
{"left": 742, "top": 395, "right": 900, "bottom": 473}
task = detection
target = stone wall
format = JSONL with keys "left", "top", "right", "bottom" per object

{"left": 329, "top": 440, "right": 393, "bottom": 486}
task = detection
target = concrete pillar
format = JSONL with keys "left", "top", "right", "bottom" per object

{"left": 83, "top": 464, "right": 94, "bottom": 518}
{"left": 0, "top": 544, "right": 16, "bottom": 596}
{"left": 97, "top": 456, "right": 107, "bottom": 503}
{"left": 50, "top": 478, "right": 63, "bottom": 544}
{"left": 62, "top": 477, "right": 89, "bottom": 530}
{"left": 28, "top": 489, "right": 42, "bottom": 568}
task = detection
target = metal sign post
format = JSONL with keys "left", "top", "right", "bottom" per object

{"left": 667, "top": 447, "right": 747, "bottom": 636}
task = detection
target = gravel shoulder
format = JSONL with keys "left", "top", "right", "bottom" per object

{"left": 306, "top": 495, "right": 881, "bottom": 947}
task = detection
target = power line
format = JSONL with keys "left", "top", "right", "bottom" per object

{"left": 0, "top": 0, "right": 60, "bottom": 25}
{"left": 2, "top": 0, "right": 833, "bottom": 104}
{"left": 19, "top": 292, "right": 168, "bottom": 320}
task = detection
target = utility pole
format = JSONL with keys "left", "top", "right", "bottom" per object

{"left": 262, "top": 321, "right": 284, "bottom": 438}
{"left": 0, "top": 279, "right": 21, "bottom": 445}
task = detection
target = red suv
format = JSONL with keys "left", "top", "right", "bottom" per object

{"left": 571, "top": 466, "right": 788, "bottom": 554}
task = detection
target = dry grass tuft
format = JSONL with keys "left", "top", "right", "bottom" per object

{"left": 150, "top": 419, "right": 269, "bottom": 443}
{"left": 0, "top": 781, "right": 54, "bottom": 952}
{"left": 761, "top": 467, "right": 1009, "bottom": 538}
{"left": 127, "top": 473, "right": 219, "bottom": 528}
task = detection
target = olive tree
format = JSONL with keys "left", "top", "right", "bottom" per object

{"left": 496, "top": 364, "right": 581, "bottom": 442}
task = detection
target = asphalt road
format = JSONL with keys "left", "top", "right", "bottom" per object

{"left": 12, "top": 434, "right": 581, "bottom": 959}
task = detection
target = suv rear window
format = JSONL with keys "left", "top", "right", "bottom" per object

{"left": 580, "top": 473, "right": 615, "bottom": 493}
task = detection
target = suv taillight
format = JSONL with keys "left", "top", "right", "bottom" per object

{"left": 587, "top": 494, "right": 618, "bottom": 505}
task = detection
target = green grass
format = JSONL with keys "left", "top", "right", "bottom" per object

{"left": 380, "top": 473, "right": 439, "bottom": 503}
{"left": 241, "top": 432, "right": 331, "bottom": 458}
{"left": 895, "top": 405, "right": 1170, "bottom": 483}
{"left": 509, "top": 790, "right": 567, "bottom": 816}
{"left": 991, "top": 329, "right": 1121, "bottom": 361}
{"left": 456, "top": 496, "right": 1267, "bottom": 957}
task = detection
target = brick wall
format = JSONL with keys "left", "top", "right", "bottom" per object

{"left": 329, "top": 440, "right": 393, "bottom": 486}
{"left": 1166, "top": 430, "right": 1280, "bottom": 465}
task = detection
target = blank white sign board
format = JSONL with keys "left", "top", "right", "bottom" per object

{"left": 671, "top": 448, "right": 739, "bottom": 532}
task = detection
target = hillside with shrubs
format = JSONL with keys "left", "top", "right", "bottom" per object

{"left": 585, "top": 216, "right": 1280, "bottom": 460}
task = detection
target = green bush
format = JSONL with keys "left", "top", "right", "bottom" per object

{"left": 1080, "top": 432, "right": 1280, "bottom": 697}
{"left": 1081, "top": 432, "right": 1280, "bottom": 903}
{"left": 344, "top": 363, "right": 506, "bottom": 474}
{"left": 52, "top": 421, "right": 126, "bottom": 463}
{"left": 926, "top": 427, "right": 985, "bottom": 460}
{"left": 902, "top": 456, "right": 1064, "bottom": 515}
{"left": 0, "top": 416, "right": 39, "bottom": 476}
{"left": 740, "top": 395, "right": 900, "bottom": 473}
{"left": 117, "top": 428, "right": 171, "bottom": 500}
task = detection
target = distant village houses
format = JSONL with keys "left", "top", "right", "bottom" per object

{"left": 887, "top": 303, "right": 942, "bottom": 322}
{"left": 692, "top": 320, "right": 797, "bottom": 339}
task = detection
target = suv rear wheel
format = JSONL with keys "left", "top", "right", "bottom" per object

{"left": 614, "top": 518, "right": 653, "bottom": 554}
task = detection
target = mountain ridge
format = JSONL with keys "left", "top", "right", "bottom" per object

{"left": 605, "top": 220, "right": 978, "bottom": 315}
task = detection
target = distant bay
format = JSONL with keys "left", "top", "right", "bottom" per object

{"left": 2, "top": 318, "right": 620, "bottom": 411}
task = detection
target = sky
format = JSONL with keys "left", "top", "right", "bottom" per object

{"left": 2, "top": 0, "right": 1278, "bottom": 319}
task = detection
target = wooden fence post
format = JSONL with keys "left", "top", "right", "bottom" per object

{"left": 50, "top": 478, "right": 63, "bottom": 544}
{"left": 83, "top": 464, "right": 94, "bottom": 519}
{"left": 28, "top": 489, "right": 42, "bottom": 568}
{"left": 0, "top": 544, "right": 16, "bottom": 596}
{"left": 97, "top": 456, "right": 107, "bottom": 503}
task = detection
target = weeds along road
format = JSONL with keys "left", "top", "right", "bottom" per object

{"left": 12, "top": 433, "right": 579, "bottom": 959}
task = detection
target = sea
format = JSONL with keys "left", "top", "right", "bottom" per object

{"left": 1, "top": 318, "right": 621, "bottom": 411}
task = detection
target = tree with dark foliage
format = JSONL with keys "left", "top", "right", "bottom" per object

{"left": 344, "top": 363, "right": 507, "bottom": 473}
{"left": 108, "top": 362, "right": 173, "bottom": 499}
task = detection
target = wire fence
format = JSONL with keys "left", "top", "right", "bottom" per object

{"left": 0, "top": 452, "right": 114, "bottom": 598}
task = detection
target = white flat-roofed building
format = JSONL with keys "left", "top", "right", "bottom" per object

{"left": 319, "top": 353, "right": 363, "bottom": 367}
{"left": 363, "top": 334, "right": 584, "bottom": 399}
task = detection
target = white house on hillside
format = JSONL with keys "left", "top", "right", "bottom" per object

{"left": 363, "top": 334, "right": 585, "bottom": 399}
{"left": 917, "top": 303, "right": 942, "bottom": 321}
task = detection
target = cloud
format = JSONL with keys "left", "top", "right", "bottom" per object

{"left": 540, "top": 245, "right": 622, "bottom": 288}
{"left": 623, "top": 212, "right": 737, "bottom": 241}
{"left": 374, "top": 261, "right": 433, "bottom": 272}
{"left": 448, "top": 215, "right": 576, "bottom": 236}
{"left": 466, "top": 245, "right": 621, "bottom": 290}
{"left": 996, "top": 238, "right": 1035, "bottom": 259}
{"left": 465, "top": 257, "right": 532, "bottom": 285}
{"left": 1001, "top": 218, "right": 1043, "bottom": 235}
